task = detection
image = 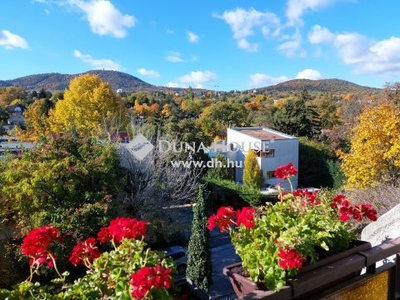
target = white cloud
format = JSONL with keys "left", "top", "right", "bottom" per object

{"left": 215, "top": 8, "right": 280, "bottom": 52}
{"left": 179, "top": 71, "right": 217, "bottom": 88}
{"left": 308, "top": 25, "right": 335, "bottom": 44}
{"left": 165, "top": 82, "right": 180, "bottom": 88}
{"left": 166, "top": 29, "right": 174, "bottom": 34}
{"left": 238, "top": 38, "right": 259, "bottom": 52}
{"left": 73, "top": 49, "right": 121, "bottom": 70}
{"left": 187, "top": 31, "right": 199, "bottom": 43}
{"left": 165, "top": 51, "right": 184, "bottom": 62}
{"left": 249, "top": 73, "right": 289, "bottom": 87}
{"left": 277, "top": 29, "right": 305, "bottom": 57}
{"left": 296, "top": 69, "right": 323, "bottom": 80}
{"left": 334, "top": 33, "right": 370, "bottom": 64}
{"left": 351, "top": 36, "right": 400, "bottom": 76}
{"left": 286, "top": 0, "right": 336, "bottom": 26}
{"left": 164, "top": 52, "right": 197, "bottom": 63}
{"left": 309, "top": 25, "right": 400, "bottom": 77}
{"left": 0, "top": 30, "right": 28, "bottom": 49}
{"left": 67, "top": 0, "right": 135, "bottom": 38}
{"left": 137, "top": 68, "right": 160, "bottom": 78}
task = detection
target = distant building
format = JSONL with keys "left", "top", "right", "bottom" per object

{"left": 225, "top": 127, "right": 299, "bottom": 190}
{"left": 6, "top": 104, "right": 25, "bottom": 127}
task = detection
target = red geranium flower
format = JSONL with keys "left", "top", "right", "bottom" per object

{"left": 355, "top": 203, "right": 378, "bottom": 221}
{"left": 97, "top": 217, "right": 147, "bottom": 244}
{"left": 293, "top": 189, "right": 320, "bottom": 205}
{"left": 274, "top": 162, "right": 297, "bottom": 180}
{"left": 278, "top": 248, "right": 306, "bottom": 270}
{"left": 69, "top": 237, "right": 101, "bottom": 267}
{"left": 207, "top": 206, "right": 236, "bottom": 232}
{"left": 21, "top": 226, "right": 62, "bottom": 266}
{"left": 236, "top": 207, "right": 256, "bottom": 229}
{"left": 130, "top": 265, "right": 172, "bottom": 299}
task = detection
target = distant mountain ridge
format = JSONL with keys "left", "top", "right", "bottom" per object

{"left": 256, "top": 78, "right": 382, "bottom": 95}
{"left": 0, "top": 70, "right": 155, "bottom": 92}
{"left": 0, "top": 70, "right": 382, "bottom": 94}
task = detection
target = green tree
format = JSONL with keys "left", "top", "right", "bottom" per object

{"left": 272, "top": 89, "right": 321, "bottom": 138}
{"left": 313, "top": 93, "right": 340, "bottom": 129}
{"left": 48, "top": 74, "right": 128, "bottom": 138}
{"left": 186, "top": 185, "right": 212, "bottom": 291}
{"left": 0, "top": 134, "right": 124, "bottom": 238}
{"left": 205, "top": 153, "right": 235, "bottom": 181}
{"left": 200, "top": 101, "right": 248, "bottom": 139}
{"left": 243, "top": 149, "right": 264, "bottom": 189}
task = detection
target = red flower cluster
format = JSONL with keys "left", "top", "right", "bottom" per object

{"left": 331, "top": 195, "right": 378, "bottom": 222}
{"left": 69, "top": 237, "right": 101, "bottom": 267}
{"left": 97, "top": 217, "right": 147, "bottom": 244}
{"left": 236, "top": 207, "right": 256, "bottom": 229}
{"left": 278, "top": 248, "right": 306, "bottom": 270}
{"left": 21, "top": 226, "right": 62, "bottom": 267}
{"left": 130, "top": 265, "right": 172, "bottom": 299}
{"left": 293, "top": 189, "right": 320, "bottom": 205}
{"left": 208, "top": 206, "right": 256, "bottom": 232}
{"left": 207, "top": 206, "right": 236, "bottom": 232}
{"left": 355, "top": 203, "right": 378, "bottom": 221}
{"left": 274, "top": 162, "right": 297, "bottom": 180}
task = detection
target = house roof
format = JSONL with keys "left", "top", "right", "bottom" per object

{"left": 230, "top": 127, "right": 296, "bottom": 140}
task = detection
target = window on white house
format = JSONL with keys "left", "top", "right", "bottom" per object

{"left": 255, "top": 149, "right": 275, "bottom": 158}
{"left": 262, "top": 149, "right": 275, "bottom": 157}
{"left": 266, "top": 171, "right": 275, "bottom": 179}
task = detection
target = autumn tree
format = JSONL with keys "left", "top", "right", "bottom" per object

{"left": 340, "top": 103, "right": 400, "bottom": 188}
{"left": 48, "top": 74, "right": 128, "bottom": 138}
{"left": 243, "top": 149, "right": 264, "bottom": 189}
{"left": 0, "top": 87, "right": 27, "bottom": 107}
{"left": 16, "top": 99, "right": 52, "bottom": 141}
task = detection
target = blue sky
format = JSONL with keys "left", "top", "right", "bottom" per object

{"left": 1, "top": 0, "right": 400, "bottom": 91}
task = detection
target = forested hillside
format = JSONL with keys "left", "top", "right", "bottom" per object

{"left": 0, "top": 70, "right": 383, "bottom": 96}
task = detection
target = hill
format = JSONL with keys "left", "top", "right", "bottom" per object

{"left": 255, "top": 78, "right": 381, "bottom": 95}
{"left": 0, "top": 71, "right": 382, "bottom": 95}
{"left": 0, "top": 70, "right": 156, "bottom": 92}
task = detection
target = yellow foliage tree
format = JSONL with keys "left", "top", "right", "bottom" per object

{"left": 48, "top": 74, "right": 128, "bottom": 138}
{"left": 340, "top": 103, "right": 400, "bottom": 188}
{"left": 243, "top": 149, "right": 264, "bottom": 190}
{"left": 17, "top": 99, "right": 51, "bottom": 141}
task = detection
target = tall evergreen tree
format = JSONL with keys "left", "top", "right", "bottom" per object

{"left": 243, "top": 149, "right": 264, "bottom": 189}
{"left": 186, "top": 185, "right": 213, "bottom": 291}
{"left": 272, "top": 89, "right": 321, "bottom": 138}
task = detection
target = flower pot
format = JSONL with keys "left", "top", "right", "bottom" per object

{"left": 223, "top": 240, "right": 371, "bottom": 299}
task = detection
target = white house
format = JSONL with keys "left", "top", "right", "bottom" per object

{"left": 225, "top": 127, "right": 299, "bottom": 190}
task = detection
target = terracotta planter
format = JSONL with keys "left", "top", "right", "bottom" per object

{"left": 223, "top": 240, "right": 371, "bottom": 299}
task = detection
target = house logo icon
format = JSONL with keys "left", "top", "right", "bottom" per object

{"left": 126, "top": 134, "right": 154, "bottom": 160}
